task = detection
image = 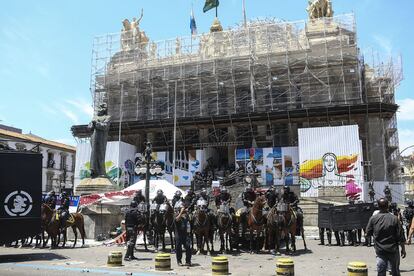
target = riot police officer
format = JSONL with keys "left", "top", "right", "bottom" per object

{"left": 242, "top": 185, "right": 256, "bottom": 209}
{"left": 152, "top": 189, "right": 168, "bottom": 206}
{"left": 183, "top": 188, "right": 196, "bottom": 212}
{"left": 124, "top": 201, "right": 140, "bottom": 261}
{"left": 44, "top": 190, "right": 57, "bottom": 209}
{"left": 132, "top": 190, "right": 146, "bottom": 205}
{"left": 404, "top": 200, "right": 414, "bottom": 237}
{"left": 173, "top": 201, "right": 192, "bottom": 266}
{"left": 265, "top": 186, "right": 279, "bottom": 208}
{"left": 196, "top": 188, "right": 210, "bottom": 207}
{"left": 58, "top": 192, "right": 70, "bottom": 233}
{"left": 384, "top": 185, "right": 392, "bottom": 203}
{"left": 172, "top": 190, "right": 183, "bottom": 209}
{"left": 215, "top": 186, "right": 231, "bottom": 209}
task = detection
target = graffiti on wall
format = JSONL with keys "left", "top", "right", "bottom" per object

{"left": 298, "top": 125, "right": 364, "bottom": 199}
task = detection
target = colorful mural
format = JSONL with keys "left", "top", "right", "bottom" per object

{"left": 235, "top": 147, "right": 299, "bottom": 186}
{"left": 298, "top": 125, "right": 364, "bottom": 199}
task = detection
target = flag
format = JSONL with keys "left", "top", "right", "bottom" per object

{"left": 203, "top": 0, "right": 219, "bottom": 13}
{"left": 190, "top": 8, "right": 197, "bottom": 36}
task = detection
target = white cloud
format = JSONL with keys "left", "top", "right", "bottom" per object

{"left": 60, "top": 105, "right": 80, "bottom": 125}
{"left": 398, "top": 129, "right": 414, "bottom": 156}
{"left": 65, "top": 99, "right": 94, "bottom": 117}
{"left": 397, "top": 98, "right": 414, "bottom": 121}
{"left": 373, "top": 34, "right": 392, "bottom": 55}
{"left": 38, "top": 103, "right": 57, "bottom": 115}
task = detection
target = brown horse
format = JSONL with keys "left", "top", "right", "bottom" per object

{"left": 247, "top": 196, "right": 266, "bottom": 253}
{"left": 193, "top": 200, "right": 214, "bottom": 255}
{"left": 266, "top": 205, "right": 283, "bottom": 255}
{"left": 217, "top": 203, "right": 233, "bottom": 253}
{"left": 277, "top": 203, "right": 307, "bottom": 253}
{"left": 47, "top": 209, "right": 86, "bottom": 248}
{"left": 152, "top": 202, "right": 175, "bottom": 252}
{"left": 41, "top": 203, "right": 55, "bottom": 247}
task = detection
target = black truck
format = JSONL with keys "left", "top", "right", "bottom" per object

{"left": 0, "top": 150, "right": 42, "bottom": 245}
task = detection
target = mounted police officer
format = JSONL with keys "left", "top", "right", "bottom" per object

{"left": 173, "top": 201, "right": 192, "bottom": 267}
{"left": 196, "top": 188, "right": 210, "bottom": 207}
{"left": 172, "top": 190, "right": 183, "bottom": 209}
{"left": 132, "top": 190, "right": 146, "bottom": 205}
{"left": 265, "top": 186, "right": 279, "bottom": 209}
{"left": 44, "top": 190, "right": 57, "bottom": 209}
{"left": 242, "top": 184, "right": 256, "bottom": 210}
{"left": 215, "top": 186, "right": 231, "bottom": 209}
{"left": 281, "top": 186, "right": 303, "bottom": 221}
{"left": 183, "top": 188, "right": 196, "bottom": 212}
{"left": 404, "top": 200, "right": 414, "bottom": 237}
{"left": 57, "top": 191, "right": 70, "bottom": 233}
{"left": 124, "top": 201, "right": 140, "bottom": 261}
{"left": 151, "top": 189, "right": 168, "bottom": 221}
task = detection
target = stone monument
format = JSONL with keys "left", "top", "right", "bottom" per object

{"left": 75, "top": 103, "right": 117, "bottom": 195}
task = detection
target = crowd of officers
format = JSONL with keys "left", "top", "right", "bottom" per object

{"left": 123, "top": 184, "right": 301, "bottom": 264}
{"left": 318, "top": 199, "right": 414, "bottom": 247}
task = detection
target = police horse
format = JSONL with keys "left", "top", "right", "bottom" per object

{"left": 151, "top": 201, "right": 175, "bottom": 252}
{"left": 246, "top": 196, "right": 267, "bottom": 253}
{"left": 276, "top": 202, "right": 307, "bottom": 253}
{"left": 216, "top": 201, "right": 233, "bottom": 253}
{"left": 193, "top": 198, "right": 214, "bottom": 255}
{"left": 41, "top": 203, "right": 86, "bottom": 248}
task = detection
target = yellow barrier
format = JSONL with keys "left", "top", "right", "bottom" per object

{"left": 347, "top": 262, "right": 368, "bottom": 276}
{"left": 276, "top": 258, "right": 294, "bottom": 276}
{"left": 155, "top": 253, "right": 171, "bottom": 271}
{"left": 212, "top": 256, "right": 229, "bottom": 275}
{"left": 107, "top": 251, "right": 122, "bottom": 267}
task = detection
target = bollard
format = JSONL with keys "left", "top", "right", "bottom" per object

{"left": 212, "top": 256, "right": 229, "bottom": 275}
{"left": 347, "top": 262, "right": 368, "bottom": 276}
{"left": 155, "top": 253, "right": 171, "bottom": 271}
{"left": 276, "top": 258, "right": 294, "bottom": 276}
{"left": 107, "top": 251, "right": 123, "bottom": 267}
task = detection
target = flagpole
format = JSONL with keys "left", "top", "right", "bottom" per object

{"left": 216, "top": 6, "right": 218, "bottom": 17}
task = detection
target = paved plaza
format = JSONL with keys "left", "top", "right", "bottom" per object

{"left": 1, "top": 238, "right": 413, "bottom": 276}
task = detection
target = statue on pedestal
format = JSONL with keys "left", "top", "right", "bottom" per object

{"left": 88, "top": 103, "right": 110, "bottom": 178}
{"left": 307, "top": 0, "right": 334, "bottom": 20}
{"left": 121, "top": 9, "right": 149, "bottom": 51}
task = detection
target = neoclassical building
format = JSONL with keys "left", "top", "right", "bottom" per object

{"left": 0, "top": 124, "right": 76, "bottom": 193}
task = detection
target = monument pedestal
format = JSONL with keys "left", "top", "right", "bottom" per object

{"left": 75, "top": 177, "right": 117, "bottom": 196}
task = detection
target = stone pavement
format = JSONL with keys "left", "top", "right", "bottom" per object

{"left": 1, "top": 239, "right": 414, "bottom": 275}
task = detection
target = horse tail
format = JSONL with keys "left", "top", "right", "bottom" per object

{"left": 77, "top": 213, "right": 87, "bottom": 239}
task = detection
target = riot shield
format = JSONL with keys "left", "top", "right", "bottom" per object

{"left": 318, "top": 203, "right": 333, "bottom": 229}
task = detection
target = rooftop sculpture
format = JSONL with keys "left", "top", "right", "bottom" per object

{"left": 307, "top": 0, "right": 334, "bottom": 19}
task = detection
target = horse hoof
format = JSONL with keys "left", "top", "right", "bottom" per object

{"left": 207, "top": 251, "right": 211, "bottom": 256}
{"left": 196, "top": 251, "right": 201, "bottom": 255}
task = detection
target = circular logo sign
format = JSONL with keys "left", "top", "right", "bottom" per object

{"left": 4, "top": 190, "right": 33, "bottom": 217}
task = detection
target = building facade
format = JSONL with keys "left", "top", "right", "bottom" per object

{"left": 0, "top": 125, "right": 76, "bottom": 193}
{"left": 72, "top": 12, "right": 403, "bottom": 197}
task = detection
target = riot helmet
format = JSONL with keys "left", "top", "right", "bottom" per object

{"left": 135, "top": 189, "right": 142, "bottom": 195}
{"left": 157, "top": 189, "right": 164, "bottom": 196}
{"left": 221, "top": 187, "right": 227, "bottom": 193}
{"left": 130, "top": 200, "right": 138, "bottom": 208}
{"left": 201, "top": 188, "right": 207, "bottom": 196}
{"left": 175, "top": 190, "right": 182, "bottom": 197}
{"left": 407, "top": 200, "right": 413, "bottom": 207}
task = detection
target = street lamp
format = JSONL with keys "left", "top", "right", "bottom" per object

{"left": 134, "top": 141, "right": 163, "bottom": 213}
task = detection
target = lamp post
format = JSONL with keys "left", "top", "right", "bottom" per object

{"left": 135, "top": 141, "right": 163, "bottom": 212}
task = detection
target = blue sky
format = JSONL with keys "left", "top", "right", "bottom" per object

{"left": 0, "top": 0, "right": 413, "bottom": 154}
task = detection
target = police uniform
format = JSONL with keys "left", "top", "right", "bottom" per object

{"left": 124, "top": 203, "right": 141, "bottom": 261}
{"left": 403, "top": 202, "right": 414, "bottom": 237}
{"left": 132, "top": 194, "right": 146, "bottom": 205}
{"left": 58, "top": 194, "right": 70, "bottom": 231}
{"left": 242, "top": 190, "right": 256, "bottom": 208}
{"left": 196, "top": 194, "right": 210, "bottom": 208}
{"left": 45, "top": 191, "right": 57, "bottom": 209}
{"left": 215, "top": 192, "right": 231, "bottom": 208}
{"left": 183, "top": 192, "right": 196, "bottom": 212}
{"left": 152, "top": 194, "right": 168, "bottom": 205}
{"left": 265, "top": 188, "right": 278, "bottom": 208}
{"left": 172, "top": 195, "right": 183, "bottom": 209}
{"left": 174, "top": 206, "right": 192, "bottom": 266}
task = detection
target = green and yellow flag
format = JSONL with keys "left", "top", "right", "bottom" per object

{"left": 203, "top": 0, "right": 219, "bottom": 13}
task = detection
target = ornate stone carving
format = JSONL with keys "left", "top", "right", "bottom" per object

{"left": 307, "top": 0, "right": 334, "bottom": 20}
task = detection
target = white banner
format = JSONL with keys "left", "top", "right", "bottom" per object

{"left": 298, "top": 125, "right": 364, "bottom": 199}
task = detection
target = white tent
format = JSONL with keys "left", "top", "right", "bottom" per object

{"left": 124, "top": 179, "right": 187, "bottom": 200}
{"left": 79, "top": 179, "right": 187, "bottom": 207}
